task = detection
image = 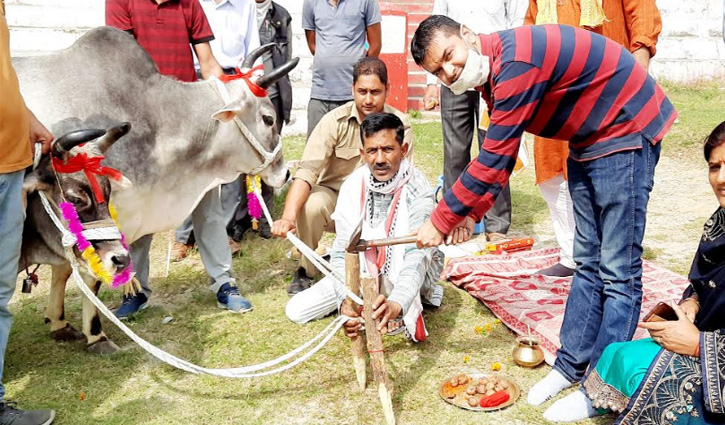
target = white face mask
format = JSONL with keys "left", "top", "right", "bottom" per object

{"left": 445, "top": 26, "right": 490, "bottom": 95}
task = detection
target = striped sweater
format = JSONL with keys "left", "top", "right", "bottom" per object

{"left": 432, "top": 24, "right": 677, "bottom": 234}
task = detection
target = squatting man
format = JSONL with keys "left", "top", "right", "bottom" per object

{"left": 284, "top": 113, "right": 473, "bottom": 340}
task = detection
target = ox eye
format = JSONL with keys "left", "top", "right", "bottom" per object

{"left": 262, "top": 115, "right": 275, "bottom": 127}
{"left": 67, "top": 194, "right": 88, "bottom": 207}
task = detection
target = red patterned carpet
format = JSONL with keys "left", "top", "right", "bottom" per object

{"left": 442, "top": 248, "right": 690, "bottom": 365}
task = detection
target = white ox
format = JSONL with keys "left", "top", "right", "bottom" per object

{"left": 14, "top": 27, "right": 297, "bottom": 352}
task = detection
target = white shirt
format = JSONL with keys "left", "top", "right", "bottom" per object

{"left": 197, "top": 0, "right": 261, "bottom": 69}
{"left": 426, "top": 0, "right": 528, "bottom": 85}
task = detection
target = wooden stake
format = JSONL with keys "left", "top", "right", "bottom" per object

{"left": 361, "top": 275, "right": 396, "bottom": 425}
{"left": 345, "top": 252, "right": 367, "bottom": 391}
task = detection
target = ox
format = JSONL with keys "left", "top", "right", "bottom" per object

{"left": 14, "top": 26, "right": 298, "bottom": 352}
{"left": 21, "top": 125, "right": 133, "bottom": 354}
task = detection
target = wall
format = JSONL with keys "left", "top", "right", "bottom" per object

{"left": 6, "top": 0, "right": 725, "bottom": 135}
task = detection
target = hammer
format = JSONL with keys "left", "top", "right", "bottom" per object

{"left": 346, "top": 221, "right": 417, "bottom": 253}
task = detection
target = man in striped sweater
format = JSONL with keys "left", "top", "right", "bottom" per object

{"left": 411, "top": 15, "right": 676, "bottom": 421}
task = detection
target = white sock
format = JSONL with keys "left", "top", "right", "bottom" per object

{"left": 527, "top": 369, "right": 574, "bottom": 406}
{"left": 543, "top": 390, "right": 598, "bottom": 422}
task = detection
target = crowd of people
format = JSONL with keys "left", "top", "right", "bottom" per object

{"left": 0, "top": 0, "right": 723, "bottom": 424}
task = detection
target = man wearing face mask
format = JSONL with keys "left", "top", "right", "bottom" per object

{"left": 271, "top": 58, "right": 414, "bottom": 296}
{"left": 412, "top": 15, "right": 676, "bottom": 418}
{"left": 285, "top": 113, "right": 444, "bottom": 343}
{"left": 422, "top": 0, "right": 527, "bottom": 242}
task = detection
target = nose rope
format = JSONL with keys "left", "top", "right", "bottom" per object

{"left": 211, "top": 78, "right": 281, "bottom": 175}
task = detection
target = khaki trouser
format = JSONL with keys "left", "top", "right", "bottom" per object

{"left": 297, "top": 185, "right": 337, "bottom": 277}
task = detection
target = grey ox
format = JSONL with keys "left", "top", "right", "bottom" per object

{"left": 14, "top": 26, "right": 297, "bottom": 353}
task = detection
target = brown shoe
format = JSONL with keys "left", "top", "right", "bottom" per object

{"left": 228, "top": 237, "right": 242, "bottom": 255}
{"left": 171, "top": 242, "right": 193, "bottom": 262}
{"left": 486, "top": 232, "right": 508, "bottom": 242}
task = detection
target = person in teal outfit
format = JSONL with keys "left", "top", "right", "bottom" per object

{"left": 546, "top": 121, "right": 725, "bottom": 423}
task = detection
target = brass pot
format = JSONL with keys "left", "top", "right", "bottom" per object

{"left": 512, "top": 336, "right": 545, "bottom": 368}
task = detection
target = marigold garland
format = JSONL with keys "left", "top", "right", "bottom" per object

{"left": 246, "top": 175, "right": 262, "bottom": 230}
{"left": 59, "top": 201, "right": 132, "bottom": 288}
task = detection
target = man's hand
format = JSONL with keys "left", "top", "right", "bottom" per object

{"left": 679, "top": 296, "right": 700, "bottom": 323}
{"left": 632, "top": 47, "right": 651, "bottom": 70}
{"left": 28, "top": 109, "right": 53, "bottom": 155}
{"left": 639, "top": 302, "right": 700, "bottom": 356}
{"left": 271, "top": 218, "right": 296, "bottom": 238}
{"left": 446, "top": 216, "right": 475, "bottom": 245}
{"left": 416, "top": 219, "right": 444, "bottom": 249}
{"left": 341, "top": 300, "right": 364, "bottom": 338}
{"left": 371, "top": 294, "right": 403, "bottom": 334}
{"left": 423, "top": 85, "right": 440, "bottom": 111}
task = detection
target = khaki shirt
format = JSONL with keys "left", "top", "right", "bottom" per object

{"left": 0, "top": 1, "right": 31, "bottom": 174}
{"left": 294, "top": 101, "right": 413, "bottom": 191}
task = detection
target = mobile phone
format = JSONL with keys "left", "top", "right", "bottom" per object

{"left": 643, "top": 302, "right": 678, "bottom": 322}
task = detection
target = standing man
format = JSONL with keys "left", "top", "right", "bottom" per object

{"left": 107, "top": 0, "right": 253, "bottom": 318}
{"left": 0, "top": 2, "right": 56, "bottom": 423}
{"left": 302, "top": 0, "right": 382, "bottom": 137}
{"left": 172, "top": 0, "right": 263, "bottom": 259}
{"left": 525, "top": 0, "right": 662, "bottom": 278}
{"left": 412, "top": 16, "right": 676, "bottom": 421}
{"left": 271, "top": 58, "right": 413, "bottom": 296}
{"left": 422, "top": 0, "right": 526, "bottom": 242}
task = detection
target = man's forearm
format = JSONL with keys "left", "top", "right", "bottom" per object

{"left": 282, "top": 178, "right": 312, "bottom": 222}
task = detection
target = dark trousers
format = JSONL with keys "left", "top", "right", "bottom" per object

{"left": 307, "top": 98, "right": 350, "bottom": 138}
{"left": 440, "top": 85, "right": 512, "bottom": 234}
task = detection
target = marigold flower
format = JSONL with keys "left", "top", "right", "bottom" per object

{"left": 492, "top": 362, "right": 501, "bottom": 371}
{"left": 464, "top": 355, "right": 471, "bottom": 364}
{"left": 474, "top": 325, "right": 484, "bottom": 334}
{"left": 484, "top": 323, "right": 494, "bottom": 332}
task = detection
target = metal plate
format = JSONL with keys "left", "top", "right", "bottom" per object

{"left": 438, "top": 373, "right": 520, "bottom": 412}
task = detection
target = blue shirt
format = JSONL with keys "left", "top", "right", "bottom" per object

{"left": 302, "top": 0, "right": 381, "bottom": 101}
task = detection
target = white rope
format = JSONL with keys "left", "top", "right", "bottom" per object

{"left": 37, "top": 190, "right": 353, "bottom": 378}
{"left": 81, "top": 226, "right": 122, "bottom": 241}
{"left": 249, "top": 180, "right": 364, "bottom": 306}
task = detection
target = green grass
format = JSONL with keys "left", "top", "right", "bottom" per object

{"left": 6, "top": 82, "right": 724, "bottom": 424}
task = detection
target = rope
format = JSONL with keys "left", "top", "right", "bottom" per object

{"left": 81, "top": 226, "right": 122, "bottom": 241}
{"left": 37, "top": 190, "right": 353, "bottom": 378}
{"left": 249, "top": 179, "right": 364, "bottom": 306}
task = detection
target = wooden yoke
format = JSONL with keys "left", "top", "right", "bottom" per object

{"left": 345, "top": 251, "right": 367, "bottom": 391}
{"left": 361, "top": 274, "right": 395, "bottom": 425}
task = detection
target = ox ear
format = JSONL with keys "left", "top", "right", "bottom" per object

{"left": 211, "top": 100, "right": 243, "bottom": 123}
{"left": 21, "top": 174, "right": 52, "bottom": 212}
{"left": 110, "top": 175, "right": 133, "bottom": 192}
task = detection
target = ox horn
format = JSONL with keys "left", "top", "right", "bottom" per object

{"left": 241, "top": 43, "right": 277, "bottom": 69}
{"left": 257, "top": 57, "right": 300, "bottom": 90}
{"left": 51, "top": 128, "right": 107, "bottom": 158}
{"left": 94, "top": 122, "right": 132, "bottom": 154}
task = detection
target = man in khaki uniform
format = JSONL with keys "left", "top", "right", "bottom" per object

{"left": 272, "top": 57, "right": 413, "bottom": 295}
{"left": 0, "top": 1, "right": 56, "bottom": 423}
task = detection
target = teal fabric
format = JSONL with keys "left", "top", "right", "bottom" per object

{"left": 595, "top": 338, "right": 661, "bottom": 397}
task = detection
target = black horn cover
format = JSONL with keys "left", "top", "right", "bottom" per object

{"left": 257, "top": 57, "right": 300, "bottom": 90}
{"left": 241, "top": 43, "right": 277, "bottom": 69}
{"left": 51, "top": 128, "right": 107, "bottom": 158}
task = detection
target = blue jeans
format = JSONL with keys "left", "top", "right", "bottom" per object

{"left": 0, "top": 171, "right": 25, "bottom": 401}
{"left": 554, "top": 137, "right": 661, "bottom": 383}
